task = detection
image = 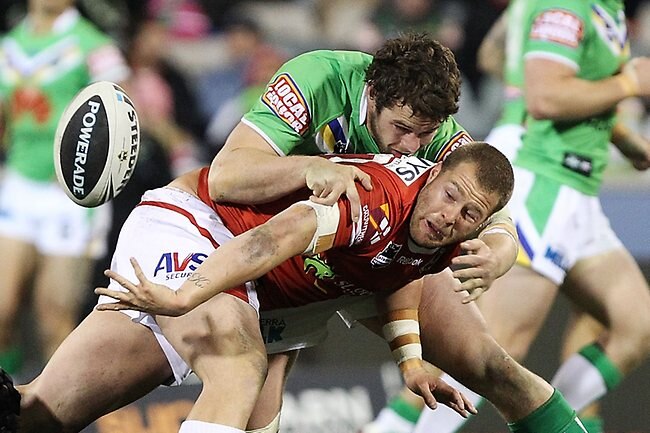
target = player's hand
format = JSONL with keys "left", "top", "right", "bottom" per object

{"left": 305, "top": 158, "right": 373, "bottom": 222}
{"left": 402, "top": 365, "right": 478, "bottom": 417}
{"left": 450, "top": 238, "right": 500, "bottom": 303}
{"left": 94, "top": 257, "right": 187, "bottom": 316}
{"left": 624, "top": 57, "right": 650, "bottom": 97}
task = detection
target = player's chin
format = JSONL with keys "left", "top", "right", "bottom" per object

{"left": 410, "top": 232, "right": 443, "bottom": 249}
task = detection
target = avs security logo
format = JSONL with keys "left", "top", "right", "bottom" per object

{"left": 262, "top": 73, "right": 310, "bottom": 135}
{"left": 153, "top": 252, "right": 208, "bottom": 280}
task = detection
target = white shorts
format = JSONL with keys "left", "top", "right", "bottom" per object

{"left": 0, "top": 170, "right": 110, "bottom": 257}
{"left": 484, "top": 123, "right": 525, "bottom": 162}
{"left": 97, "top": 187, "right": 259, "bottom": 385}
{"left": 510, "top": 167, "right": 623, "bottom": 285}
{"left": 262, "top": 295, "right": 377, "bottom": 354}
{"left": 97, "top": 187, "right": 386, "bottom": 383}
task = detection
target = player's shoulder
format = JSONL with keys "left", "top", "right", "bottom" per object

{"left": 531, "top": 0, "right": 590, "bottom": 18}
{"left": 280, "top": 50, "right": 370, "bottom": 85}
{"left": 72, "top": 15, "right": 114, "bottom": 48}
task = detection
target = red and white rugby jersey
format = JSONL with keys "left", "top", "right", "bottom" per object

{"left": 197, "top": 155, "right": 461, "bottom": 310}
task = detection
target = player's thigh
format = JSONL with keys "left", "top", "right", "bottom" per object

{"left": 21, "top": 310, "right": 171, "bottom": 430}
{"left": 564, "top": 247, "right": 650, "bottom": 331}
{"left": 476, "top": 265, "right": 558, "bottom": 359}
{"left": 417, "top": 271, "right": 498, "bottom": 374}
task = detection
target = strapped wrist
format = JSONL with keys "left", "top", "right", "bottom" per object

{"left": 382, "top": 309, "right": 423, "bottom": 372}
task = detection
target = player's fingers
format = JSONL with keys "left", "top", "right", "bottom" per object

{"left": 451, "top": 267, "right": 483, "bottom": 281}
{"left": 420, "top": 384, "right": 437, "bottom": 410}
{"left": 458, "top": 277, "right": 486, "bottom": 292}
{"left": 95, "top": 302, "right": 134, "bottom": 312}
{"left": 354, "top": 168, "right": 373, "bottom": 191}
{"left": 94, "top": 287, "right": 130, "bottom": 301}
{"left": 451, "top": 254, "right": 482, "bottom": 267}
{"left": 462, "top": 287, "right": 486, "bottom": 304}
{"left": 103, "top": 269, "right": 137, "bottom": 292}
{"left": 130, "top": 258, "right": 147, "bottom": 284}
{"left": 345, "top": 185, "right": 362, "bottom": 222}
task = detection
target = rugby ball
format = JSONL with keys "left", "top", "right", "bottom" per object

{"left": 54, "top": 81, "right": 140, "bottom": 207}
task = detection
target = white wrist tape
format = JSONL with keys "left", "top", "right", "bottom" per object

{"left": 291, "top": 201, "right": 340, "bottom": 255}
{"left": 479, "top": 226, "right": 518, "bottom": 247}
{"left": 382, "top": 309, "right": 423, "bottom": 372}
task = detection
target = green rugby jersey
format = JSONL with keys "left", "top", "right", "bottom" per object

{"left": 242, "top": 50, "right": 472, "bottom": 163}
{"left": 513, "top": 0, "right": 628, "bottom": 195}
{"left": 0, "top": 8, "right": 128, "bottom": 181}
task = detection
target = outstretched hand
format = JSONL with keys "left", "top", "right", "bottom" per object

{"left": 95, "top": 257, "right": 186, "bottom": 316}
{"left": 305, "top": 158, "right": 373, "bottom": 222}
{"left": 450, "top": 238, "right": 501, "bottom": 303}
{"left": 402, "top": 365, "right": 478, "bottom": 418}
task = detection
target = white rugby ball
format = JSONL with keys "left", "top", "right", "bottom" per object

{"left": 54, "top": 81, "right": 140, "bottom": 207}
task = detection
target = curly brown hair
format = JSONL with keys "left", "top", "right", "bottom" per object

{"left": 365, "top": 33, "right": 461, "bottom": 122}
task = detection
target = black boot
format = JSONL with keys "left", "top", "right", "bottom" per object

{"left": 0, "top": 367, "right": 20, "bottom": 433}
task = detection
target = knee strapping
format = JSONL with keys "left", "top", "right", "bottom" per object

{"left": 246, "top": 411, "right": 281, "bottom": 433}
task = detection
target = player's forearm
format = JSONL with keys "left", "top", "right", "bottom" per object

{"left": 209, "top": 148, "right": 316, "bottom": 204}
{"left": 611, "top": 120, "right": 649, "bottom": 162}
{"left": 175, "top": 206, "right": 316, "bottom": 312}
{"left": 525, "top": 63, "right": 631, "bottom": 121}
{"left": 477, "top": 12, "right": 506, "bottom": 79}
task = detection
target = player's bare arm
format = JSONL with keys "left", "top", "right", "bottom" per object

{"left": 95, "top": 203, "right": 320, "bottom": 315}
{"left": 375, "top": 281, "right": 478, "bottom": 417}
{"left": 525, "top": 57, "right": 650, "bottom": 121}
{"left": 209, "top": 123, "right": 372, "bottom": 221}
{"left": 477, "top": 10, "right": 507, "bottom": 79}
{"left": 451, "top": 209, "right": 519, "bottom": 303}
{"left": 611, "top": 119, "right": 650, "bottom": 171}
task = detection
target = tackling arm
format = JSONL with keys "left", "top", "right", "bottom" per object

{"left": 95, "top": 203, "right": 321, "bottom": 316}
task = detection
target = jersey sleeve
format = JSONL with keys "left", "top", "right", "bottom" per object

{"left": 416, "top": 115, "right": 473, "bottom": 162}
{"left": 79, "top": 21, "right": 130, "bottom": 83}
{"left": 242, "top": 51, "right": 360, "bottom": 156}
{"left": 523, "top": 0, "right": 589, "bottom": 70}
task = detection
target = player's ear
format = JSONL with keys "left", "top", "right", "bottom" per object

{"left": 425, "top": 162, "right": 442, "bottom": 185}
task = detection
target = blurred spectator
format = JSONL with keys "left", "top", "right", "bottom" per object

{"left": 146, "top": 0, "right": 213, "bottom": 39}
{"left": 358, "top": 0, "right": 465, "bottom": 53}
{"left": 194, "top": 16, "right": 266, "bottom": 124}
{"left": 123, "top": 18, "right": 206, "bottom": 176}
{"left": 0, "top": 0, "right": 129, "bottom": 376}
{"left": 205, "top": 43, "right": 288, "bottom": 151}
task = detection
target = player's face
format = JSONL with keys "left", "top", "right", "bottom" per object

{"left": 409, "top": 162, "right": 498, "bottom": 248}
{"left": 30, "top": 0, "right": 74, "bottom": 15}
{"left": 366, "top": 99, "right": 440, "bottom": 157}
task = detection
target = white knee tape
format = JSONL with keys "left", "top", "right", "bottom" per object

{"left": 246, "top": 412, "right": 281, "bottom": 433}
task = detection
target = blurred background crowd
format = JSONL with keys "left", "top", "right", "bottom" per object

{"left": 1, "top": 0, "right": 650, "bottom": 408}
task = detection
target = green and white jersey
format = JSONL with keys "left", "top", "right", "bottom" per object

{"left": 0, "top": 8, "right": 129, "bottom": 181}
{"left": 514, "top": 0, "right": 628, "bottom": 195}
{"left": 242, "top": 50, "right": 472, "bottom": 163}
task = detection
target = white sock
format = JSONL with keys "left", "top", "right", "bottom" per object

{"left": 413, "top": 373, "right": 483, "bottom": 433}
{"left": 362, "top": 407, "right": 416, "bottom": 433}
{"left": 551, "top": 354, "right": 608, "bottom": 413}
{"left": 179, "top": 420, "right": 245, "bottom": 433}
